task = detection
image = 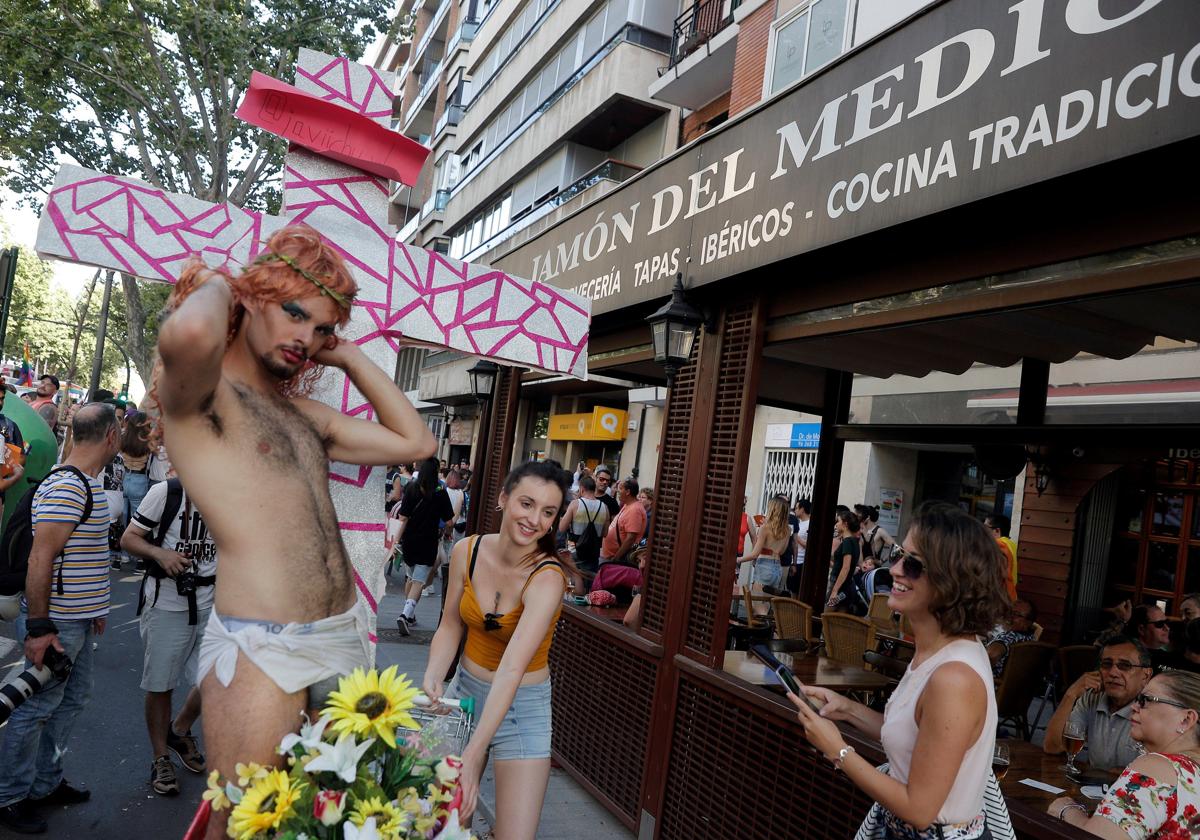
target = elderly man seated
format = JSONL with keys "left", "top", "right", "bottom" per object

{"left": 1044, "top": 635, "right": 1153, "bottom": 773}
{"left": 986, "top": 598, "right": 1038, "bottom": 679}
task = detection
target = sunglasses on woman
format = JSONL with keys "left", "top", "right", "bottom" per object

{"left": 890, "top": 547, "right": 924, "bottom": 579}
{"left": 1135, "top": 693, "right": 1190, "bottom": 711}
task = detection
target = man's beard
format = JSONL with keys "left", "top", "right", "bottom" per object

{"left": 261, "top": 352, "right": 303, "bottom": 381}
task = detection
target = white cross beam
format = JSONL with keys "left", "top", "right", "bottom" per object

{"left": 35, "top": 49, "right": 592, "bottom": 644}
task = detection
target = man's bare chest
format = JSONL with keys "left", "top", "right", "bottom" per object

{"left": 203, "top": 382, "right": 329, "bottom": 479}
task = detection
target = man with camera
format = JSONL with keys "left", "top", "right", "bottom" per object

{"left": 0, "top": 403, "right": 118, "bottom": 835}
{"left": 121, "top": 473, "right": 217, "bottom": 797}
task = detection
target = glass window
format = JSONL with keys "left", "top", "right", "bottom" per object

{"left": 805, "top": 0, "right": 848, "bottom": 73}
{"left": 584, "top": 9, "right": 605, "bottom": 53}
{"left": 1115, "top": 486, "right": 1147, "bottom": 534}
{"left": 1146, "top": 541, "right": 1180, "bottom": 593}
{"left": 1152, "top": 493, "right": 1185, "bottom": 538}
{"left": 606, "top": 0, "right": 629, "bottom": 39}
{"left": 771, "top": 12, "right": 809, "bottom": 95}
{"left": 1046, "top": 343, "right": 1200, "bottom": 425}
{"left": 1109, "top": 538, "right": 1140, "bottom": 587}
{"left": 1185, "top": 544, "right": 1200, "bottom": 594}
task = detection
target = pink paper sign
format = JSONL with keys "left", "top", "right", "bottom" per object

{"left": 236, "top": 71, "right": 430, "bottom": 187}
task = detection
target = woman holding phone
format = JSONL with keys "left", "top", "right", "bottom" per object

{"left": 791, "top": 501, "right": 1013, "bottom": 839}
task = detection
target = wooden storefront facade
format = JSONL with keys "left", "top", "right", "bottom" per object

{"left": 462, "top": 2, "right": 1200, "bottom": 836}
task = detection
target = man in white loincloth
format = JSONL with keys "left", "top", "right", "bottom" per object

{"left": 152, "top": 224, "right": 435, "bottom": 838}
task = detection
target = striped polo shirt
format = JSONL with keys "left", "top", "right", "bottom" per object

{"left": 31, "top": 468, "right": 111, "bottom": 621}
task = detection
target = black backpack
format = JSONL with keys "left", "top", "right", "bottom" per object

{"left": 135, "top": 478, "right": 186, "bottom": 616}
{"left": 0, "top": 465, "right": 94, "bottom": 597}
{"left": 573, "top": 501, "right": 603, "bottom": 567}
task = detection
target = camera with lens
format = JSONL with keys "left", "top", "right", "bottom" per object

{"left": 175, "top": 570, "right": 197, "bottom": 598}
{"left": 0, "top": 646, "right": 73, "bottom": 726}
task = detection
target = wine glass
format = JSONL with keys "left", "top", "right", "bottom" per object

{"left": 1062, "top": 721, "right": 1087, "bottom": 775}
{"left": 992, "top": 742, "right": 1011, "bottom": 781}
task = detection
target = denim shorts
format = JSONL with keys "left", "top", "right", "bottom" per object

{"left": 753, "top": 557, "right": 782, "bottom": 589}
{"left": 405, "top": 562, "right": 434, "bottom": 585}
{"left": 446, "top": 667, "right": 552, "bottom": 761}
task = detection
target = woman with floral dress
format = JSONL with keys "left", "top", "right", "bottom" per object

{"left": 1049, "top": 670, "right": 1200, "bottom": 839}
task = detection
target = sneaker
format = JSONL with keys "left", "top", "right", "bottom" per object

{"left": 0, "top": 800, "right": 47, "bottom": 834}
{"left": 29, "top": 780, "right": 90, "bottom": 807}
{"left": 396, "top": 616, "right": 410, "bottom": 636}
{"left": 167, "top": 727, "right": 206, "bottom": 773}
{"left": 404, "top": 614, "right": 418, "bottom": 628}
{"left": 150, "top": 756, "right": 180, "bottom": 796}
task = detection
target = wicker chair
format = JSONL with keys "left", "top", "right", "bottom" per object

{"left": 771, "top": 598, "right": 813, "bottom": 643}
{"left": 996, "top": 641, "right": 1056, "bottom": 740}
{"left": 867, "top": 593, "right": 894, "bottom": 630}
{"left": 821, "top": 613, "right": 877, "bottom": 667}
{"left": 727, "top": 586, "right": 773, "bottom": 650}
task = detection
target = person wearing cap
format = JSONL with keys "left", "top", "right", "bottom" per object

{"left": 29, "top": 376, "right": 60, "bottom": 431}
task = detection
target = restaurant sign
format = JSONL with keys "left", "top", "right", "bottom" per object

{"left": 496, "top": 0, "right": 1200, "bottom": 316}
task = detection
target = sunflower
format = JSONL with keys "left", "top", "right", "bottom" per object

{"left": 348, "top": 795, "right": 407, "bottom": 838}
{"left": 324, "top": 666, "right": 420, "bottom": 748}
{"left": 227, "top": 769, "right": 304, "bottom": 840}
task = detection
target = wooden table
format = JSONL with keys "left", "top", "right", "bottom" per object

{"left": 1000, "top": 739, "right": 1117, "bottom": 812}
{"left": 875, "top": 630, "right": 915, "bottom": 651}
{"left": 585, "top": 605, "right": 628, "bottom": 622}
{"left": 722, "top": 650, "right": 895, "bottom": 692}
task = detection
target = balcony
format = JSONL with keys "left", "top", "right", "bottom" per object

{"left": 420, "top": 188, "right": 451, "bottom": 221}
{"left": 411, "top": 0, "right": 451, "bottom": 68}
{"left": 446, "top": 19, "right": 478, "bottom": 55}
{"left": 648, "top": 0, "right": 741, "bottom": 110}
{"left": 404, "top": 54, "right": 443, "bottom": 132}
{"left": 433, "top": 102, "right": 465, "bottom": 139}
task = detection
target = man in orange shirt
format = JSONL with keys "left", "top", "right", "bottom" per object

{"left": 986, "top": 514, "right": 1019, "bottom": 600}
{"left": 600, "top": 478, "right": 647, "bottom": 566}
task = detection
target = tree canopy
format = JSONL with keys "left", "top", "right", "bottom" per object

{"left": 1, "top": 228, "right": 128, "bottom": 393}
{"left": 0, "top": 0, "right": 396, "bottom": 383}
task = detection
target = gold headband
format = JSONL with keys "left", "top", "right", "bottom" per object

{"left": 253, "top": 250, "right": 354, "bottom": 309}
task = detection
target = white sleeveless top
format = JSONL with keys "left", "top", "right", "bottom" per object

{"left": 879, "top": 638, "right": 997, "bottom": 825}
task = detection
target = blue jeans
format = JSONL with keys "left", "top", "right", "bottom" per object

{"left": 753, "top": 557, "right": 782, "bottom": 589}
{"left": 123, "top": 471, "right": 150, "bottom": 524}
{"left": 0, "top": 612, "right": 96, "bottom": 807}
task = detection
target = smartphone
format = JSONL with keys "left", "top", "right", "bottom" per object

{"left": 749, "top": 644, "right": 820, "bottom": 712}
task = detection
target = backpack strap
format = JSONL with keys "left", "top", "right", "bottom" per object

{"left": 137, "top": 479, "right": 186, "bottom": 617}
{"left": 152, "top": 479, "right": 185, "bottom": 547}
{"left": 47, "top": 465, "right": 94, "bottom": 597}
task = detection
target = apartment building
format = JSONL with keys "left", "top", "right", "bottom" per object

{"left": 374, "top": 0, "right": 685, "bottom": 464}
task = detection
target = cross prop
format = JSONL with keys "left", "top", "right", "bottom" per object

{"left": 35, "top": 49, "right": 592, "bottom": 645}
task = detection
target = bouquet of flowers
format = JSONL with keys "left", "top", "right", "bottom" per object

{"left": 200, "top": 666, "right": 476, "bottom": 840}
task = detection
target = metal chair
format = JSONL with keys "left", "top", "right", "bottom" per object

{"left": 771, "top": 597, "right": 813, "bottom": 644}
{"left": 996, "top": 641, "right": 1056, "bottom": 740}
{"left": 821, "top": 613, "right": 877, "bottom": 668}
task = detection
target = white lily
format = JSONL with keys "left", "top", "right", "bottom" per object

{"left": 344, "top": 816, "right": 381, "bottom": 840}
{"left": 279, "top": 713, "right": 332, "bottom": 755}
{"left": 304, "top": 731, "right": 376, "bottom": 783}
{"left": 433, "top": 811, "right": 474, "bottom": 840}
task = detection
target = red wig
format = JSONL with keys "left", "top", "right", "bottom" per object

{"left": 148, "top": 224, "right": 358, "bottom": 439}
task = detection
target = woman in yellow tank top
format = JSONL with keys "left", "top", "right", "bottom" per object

{"left": 422, "top": 460, "right": 573, "bottom": 840}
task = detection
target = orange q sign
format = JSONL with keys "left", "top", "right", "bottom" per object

{"left": 546, "top": 407, "right": 628, "bottom": 441}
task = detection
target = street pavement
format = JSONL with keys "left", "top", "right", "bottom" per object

{"left": 0, "top": 562, "right": 633, "bottom": 839}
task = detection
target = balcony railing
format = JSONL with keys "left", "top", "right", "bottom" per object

{"left": 412, "top": 0, "right": 451, "bottom": 66}
{"left": 433, "top": 102, "right": 465, "bottom": 138}
{"left": 447, "top": 18, "right": 479, "bottom": 54}
{"left": 667, "top": 0, "right": 741, "bottom": 69}
{"left": 405, "top": 55, "right": 444, "bottom": 126}
{"left": 421, "top": 188, "right": 451, "bottom": 219}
